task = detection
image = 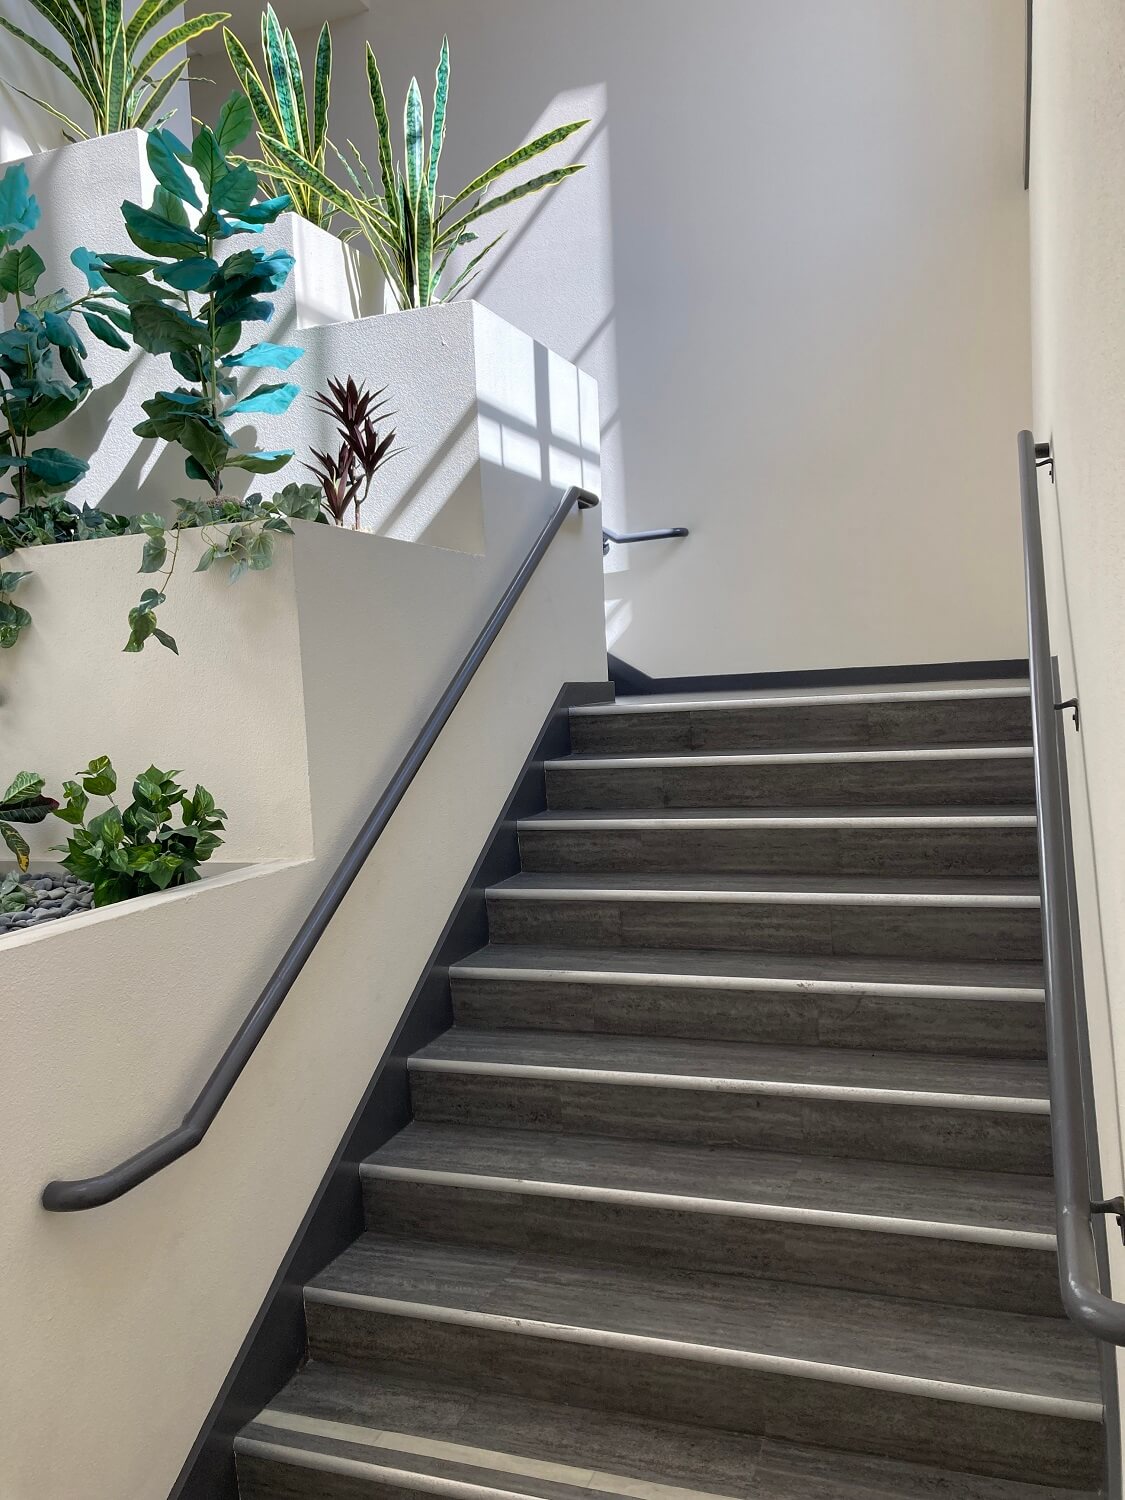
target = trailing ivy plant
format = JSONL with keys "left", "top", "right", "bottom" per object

{"left": 0, "top": 161, "right": 131, "bottom": 646}
{"left": 246, "top": 35, "right": 587, "bottom": 309}
{"left": 0, "top": 0, "right": 229, "bottom": 141}
{"left": 74, "top": 95, "right": 314, "bottom": 652}
{"left": 223, "top": 6, "right": 335, "bottom": 230}
{"left": 1, "top": 771, "right": 58, "bottom": 871}
{"left": 52, "top": 757, "right": 226, "bottom": 906}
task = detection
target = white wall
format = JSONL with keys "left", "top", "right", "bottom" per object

{"left": 1028, "top": 0, "right": 1125, "bottom": 1354}
{"left": 211, "top": 0, "right": 1034, "bottom": 676}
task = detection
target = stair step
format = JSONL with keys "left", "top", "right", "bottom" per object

{"left": 545, "top": 747, "right": 1036, "bottom": 811}
{"left": 518, "top": 807, "right": 1039, "bottom": 877}
{"left": 486, "top": 873, "right": 1043, "bottom": 963}
{"left": 569, "top": 684, "right": 1033, "bottom": 755}
{"left": 301, "top": 1237, "right": 1101, "bottom": 1487}
{"left": 236, "top": 1363, "right": 1096, "bottom": 1500}
{"left": 361, "top": 1122, "right": 1060, "bottom": 1313}
{"left": 408, "top": 1029, "right": 1051, "bottom": 1172}
{"left": 450, "top": 945, "right": 1046, "bottom": 1057}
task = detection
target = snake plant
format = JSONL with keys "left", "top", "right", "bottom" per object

{"left": 248, "top": 35, "right": 587, "bottom": 309}
{"left": 0, "top": 0, "right": 229, "bottom": 140}
{"left": 222, "top": 6, "right": 334, "bottom": 230}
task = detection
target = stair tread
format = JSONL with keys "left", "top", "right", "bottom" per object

{"left": 522, "top": 805, "right": 1039, "bottom": 825}
{"left": 572, "top": 683, "right": 1032, "bottom": 713}
{"left": 453, "top": 944, "right": 1045, "bottom": 996}
{"left": 240, "top": 1362, "right": 1092, "bottom": 1500}
{"left": 409, "top": 1028, "right": 1048, "bottom": 1104}
{"left": 551, "top": 746, "right": 1033, "bottom": 766}
{"left": 307, "top": 1236, "right": 1098, "bottom": 1410}
{"left": 490, "top": 872, "right": 1042, "bottom": 902}
{"left": 364, "top": 1122, "right": 1057, "bottom": 1239}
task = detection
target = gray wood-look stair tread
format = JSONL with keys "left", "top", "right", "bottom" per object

{"left": 363, "top": 1122, "right": 1056, "bottom": 1238}
{"left": 521, "top": 806, "right": 1039, "bottom": 825}
{"left": 408, "top": 1029, "right": 1049, "bottom": 1103}
{"left": 454, "top": 944, "right": 1045, "bottom": 996}
{"left": 550, "top": 747, "right": 1034, "bottom": 767}
{"left": 240, "top": 1362, "right": 1093, "bottom": 1500}
{"left": 490, "top": 872, "right": 1041, "bottom": 902}
{"left": 570, "top": 683, "right": 1031, "bottom": 712}
{"left": 307, "top": 1236, "right": 1099, "bottom": 1409}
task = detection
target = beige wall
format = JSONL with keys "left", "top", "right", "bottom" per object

{"left": 201, "top": 0, "right": 1035, "bottom": 676}
{"left": 1029, "top": 0, "right": 1125, "bottom": 1278}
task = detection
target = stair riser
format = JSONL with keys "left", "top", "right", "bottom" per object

{"left": 237, "top": 1452, "right": 422, "bottom": 1500}
{"left": 449, "top": 975, "right": 1047, "bottom": 1058}
{"left": 304, "top": 1306, "right": 1099, "bottom": 1488}
{"left": 486, "top": 894, "right": 1043, "bottom": 963}
{"left": 362, "top": 1179, "right": 1061, "bottom": 1316}
{"left": 546, "top": 759, "right": 1035, "bottom": 811}
{"left": 518, "top": 825, "right": 1039, "bottom": 878}
{"left": 570, "top": 698, "right": 1033, "bottom": 755}
{"left": 409, "top": 1073, "right": 1052, "bottom": 1174}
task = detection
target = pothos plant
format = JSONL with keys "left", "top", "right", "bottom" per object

{"left": 73, "top": 93, "right": 325, "bottom": 652}
{"left": 0, "top": 161, "right": 132, "bottom": 646}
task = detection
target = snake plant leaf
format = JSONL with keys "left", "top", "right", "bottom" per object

{"left": 131, "top": 59, "right": 187, "bottom": 132}
{"left": 223, "top": 27, "right": 279, "bottom": 138}
{"left": 0, "top": 164, "right": 40, "bottom": 249}
{"left": 219, "top": 341, "right": 302, "bottom": 369}
{"left": 439, "top": 120, "right": 588, "bottom": 221}
{"left": 404, "top": 75, "right": 424, "bottom": 215}
{"left": 283, "top": 27, "right": 311, "bottom": 155}
{"left": 80, "top": 309, "right": 130, "bottom": 349}
{"left": 428, "top": 36, "right": 449, "bottom": 201}
{"left": 126, "top": 0, "right": 184, "bottom": 52}
{"left": 226, "top": 380, "right": 299, "bottom": 415}
{"left": 258, "top": 137, "right": 356, "bottom": 219}
{"left": 104, "top": 0, "right": 127, "bottom": 131}
{"left": 415, "top": 179, "right": 433, "bottom": 308}
{"left": 262, "top": 4, "right": 301, "bottom": 151}
{"left": 0, "top": 80, "right": 88, "bottom": 141}
{"left": 147, "top": 128, "right": 202, "bottom": 209}
{"left": 366, "top": 45, "right": 397, "bottom": 207}
{"left": 440, "top": 233, "right": 504, "bottom": 302}
{"left": 132, "top": 13, "right": 230, "bottom": 89}
{"left": 215, "top": 91, "right": 255, "bottom": 156}
{"left": 438, "top": 164, "right": 585, "bottom": 246}
{"left": 311, "top": 22, "right": 331, "bottom": 158}
{"left": 0, "top": 18, "right": 85, "bottom": 96}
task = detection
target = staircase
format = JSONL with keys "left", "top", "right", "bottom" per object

{"left": 234, "top": 680, "right": 1104, "bottom": 1499}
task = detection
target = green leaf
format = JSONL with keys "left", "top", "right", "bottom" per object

{"left": 223, "top": 27, "right": 280, "bottom": 140}
{"left": 157, "top": 256, "right": 219, "bottom": 292}
{"left": 0, "top": 163, "right": 39, "bottom": 250}
{"left": 215, "top": 90, "right": 254, "bottom": 155}
{"left": 79, "top": 309, "right": 129, "bottom": 349}
{"left": 139, "top": 533, "right": 167, "bottom": 573}
{"left": 81, "top": 756, "right": 117, "bottom": 797}
{"left": 416, "top": 177, "right": 433, "bottom": 307}
{"left": 1, "top": 822, "right": 30, "bottom": 871}
{"left": 403, "top": 75, "right": 424, "bottom": 215}
{"left": 283, "top": 25, "right": 312, "bottom": 156}
{"left": 2, "top": 769, "right": 44, "bottom": 805}
{"left": 191, "top": 127, "right": 228, "bottom": 193}
{"left": 147, "top": 128, "right": 202, "bottom": 209}
{"left": 121, "top": 199, "right": 207, "bottom": 256}
{"left": 365, "top": 44, "right": 397, "bottom": 207}
{"left": 132, "top": 59, "right": 188, "bottom": 133}
{"left": 439, "top": 120, "right": 588, "bottom": 222}
{"left": 226, "top": 380, "right": 298, "bottom": 415}
{"left": 0, "top": 245, "right": 44, "bottom": 297}
{"left": 130, "top": 301, "right": 208, "bottom": 354}
{"left": 311, "top": 23, "right": 331, "bottom": 158}
{"left": 0, "top": 570, "right": 30, "bottom": 593}
{"left": 210, "top": 162, "right": 256, "bottom": 214}
{"left": 428, "top": 36, "right": 449, "bottom": 201}
{"left": 131, "top": 12, "right": 230, "bottom": 90}
{"left": 0, "top": 19, "right": 85, "bottom": 108}
{"left": 219, "top": 340, "right": 302, "bottom": 369}
{"left": 262, "top": 2, "right": 301, "bottom": 150}
{"left": 257, "top": 137, "right": 354, "bottom": 219}
{"left": 224, "top": 448, "right": 291, "bottom": 474}
{"left": 438, "top": 164, "right": 586, "bottom": 247}
{"left": 25, "top": 448, "right": 87, "bottom": 488}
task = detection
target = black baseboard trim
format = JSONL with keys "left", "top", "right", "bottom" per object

{"left": 606, "top": 654, "right": 1029, "bottom": 698}
{"left": 170, "top": 678, "right": 610, "bottom": 1500}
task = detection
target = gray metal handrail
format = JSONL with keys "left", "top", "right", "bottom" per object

{"left": 602, "top": 525, "right": 688, "bottom": 556}
{"left": 42, "top": 486, "right": 600, "bottom": 1212}
{"left": 1018, "top": 429, "right": 1125, "bottom": 1341}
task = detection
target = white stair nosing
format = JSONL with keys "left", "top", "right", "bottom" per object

{"left": 302, "top": 1287, "right": 1099, "bottom": 1422}
{"left": 548, "top": 747, "right": 1034, "bottom": 770}
{"left": 519, "top": 813, "right": 1038, "bottom": 831}
{"left": 450, "top": 961, "right": 1045, "bottom": 1004}
{"left": 236, "top": 1434, "right": 549, "bottom": 1500}
{"left": 360, "top": 1161, "right": 1056, "bottom": 1249}
{"left": 406, "top": 1056, "right": 1049, "bottom": 1114}
{"left": 489, "top": 884, "right": 1041, "bottom": 910}
{"left": 570, "top": 686, "right": 1032, "bottom": 715}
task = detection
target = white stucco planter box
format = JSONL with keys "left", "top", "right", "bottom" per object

{"left": 268, "top": 300, "right": 602, "bottom": 554}
{"left": 1, "top": 130, "right": 376, "bottom": 517}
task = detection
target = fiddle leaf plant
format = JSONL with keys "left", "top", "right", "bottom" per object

{"left": 1, "top": 770, "right": 57, "bottom": 872}
{"left": 74, "top": 96, "right": 308, "bottom": 652}
{"left": 0, "top": 0, "right": 229, "bottom": 142}
{"left": 52, "top": 758, "right": 226, "bottom": 907}
{"left": 241, "top": 34, "right": 588, "bottom": 309}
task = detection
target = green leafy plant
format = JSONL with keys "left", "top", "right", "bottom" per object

{"left": 1, "top": 771, "right": 58, "bottom": 871}
{"left": 247, "top": 35, "right": 587, "bottom": 309}
{"left": 52, "top": 757, "right": 225, "bottom": 906}
{"left": 0, "top": 871, "right": 31, "bottom": 911}
{"left": 0, "top": 0, "right": 229, "bottom": 141}
{"left": 307, "top": 376, "right": 399, "bottom": 528}
{"left": 223, "top": 6, "right": 335, "bottom": 229}
{"left": 74, "top": 96, "right": 311, "bottom": 650}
